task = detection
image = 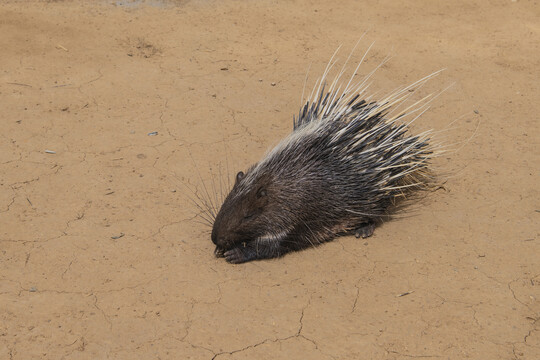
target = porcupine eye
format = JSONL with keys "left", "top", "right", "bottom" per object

{"left": 256, "top": 188, "right": 267, "bottom": 198}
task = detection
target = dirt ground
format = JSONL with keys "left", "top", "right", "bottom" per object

{"left": 1, "top": 0, "right": 538, "bottom": 359}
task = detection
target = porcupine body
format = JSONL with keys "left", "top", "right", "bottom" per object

{"left": 211, "top": 55, "right": 438, "bottom": 264}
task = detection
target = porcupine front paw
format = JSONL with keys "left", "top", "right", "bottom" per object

{"left": 355, "top": 221, "right": 375, "bottom": 239}
{"left": 223, "top": 245, "right": 258, "bottom": 264}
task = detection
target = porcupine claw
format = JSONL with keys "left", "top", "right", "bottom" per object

{"left": 214, "top": 246, "right": 225, "bottom": 258}
{"left": 355, "top": 221, "right": 375, "bottom": 239}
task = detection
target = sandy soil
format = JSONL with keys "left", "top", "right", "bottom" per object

{"left": 1, "top": 0, "right": 539, "bottom": 359}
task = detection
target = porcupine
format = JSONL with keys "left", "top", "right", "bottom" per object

{"left": 210, "top": 49, "right": 440, "bottom": 264}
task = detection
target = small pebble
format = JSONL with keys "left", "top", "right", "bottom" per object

{"left": 147, "top": 131, "right": 158, "bottom": 136}
{"left": 29, "top": 287, "right": 37, "bottom": 292}
{"left": 44, "top": 150, "right": 56, "bottom": 154}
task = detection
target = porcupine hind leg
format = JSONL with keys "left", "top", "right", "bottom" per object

{"left": 354, "top": 220, "right": 375, "bottom": 239}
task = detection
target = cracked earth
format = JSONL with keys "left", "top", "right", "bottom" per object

{"left": 1, "top": 0, "right": 539, "bottom": 359}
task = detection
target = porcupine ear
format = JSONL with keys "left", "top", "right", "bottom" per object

{"left": 235, "top": 171, "right": 245, "bottom": 184}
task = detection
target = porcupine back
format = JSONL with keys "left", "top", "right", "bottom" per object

{"left": 210, "top": 52, "right": 440, "bottom": 263}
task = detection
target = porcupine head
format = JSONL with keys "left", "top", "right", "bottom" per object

{"left": 210, "top": 110, "right": 394, "bottom": 264}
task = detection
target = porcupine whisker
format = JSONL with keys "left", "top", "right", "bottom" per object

{"left": 209, "top": 167, "right": 220, "bottom": 219}
{"left": 191, "top": 217, "right": 214, "bottom": 228}
{"left": 209, "top": 155, "right": 224, "bottom": 208}
{"left": 182, "top": 180, "right": 217, "bottom": 228}
{"left": 218, "top": 120, "right": 235, "bottom": 200}
{"left": 206, "top": 184, "right": 219, "bottom": 219}
{"left": 213, "top": 161, "right": 229, "bottom": 216}
{"left": 174, "top": 171, "right": 216, "bottom": 225}
{"left": 222, "top": 149, "right": 231, "bottom": 197}
{"left": 183, "top": 180, "right": 214, "bottom": 223}
{"left": 161, "top": 167, "right": 215, "bottom": 225}
{"left": 195, "top": 181, "right": 216, "bottom": 222}
{"left": 184, "top": 188, "right": 215, "bottom": 226}
{"left": 190, "top": 205, "right": 214, "bottom": 228}
{"left": 187, "top": 149, "right": 219, "bottom": 220}
{"left": 215, "top": 161, "right": 223, "bottom": 207}
{"left": 190, "top": 209, "right": 213, "bottom": 227}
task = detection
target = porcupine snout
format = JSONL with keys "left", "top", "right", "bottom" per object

{"left": 211, "top": 222, "right": 228, "bottom": 248}
{"left": 211, "top": 225, "right": 226, "bottom": 257}
{"left": 210, "top": 227, "right": 218, "bottom": 245}
{"left": 211, "top": 211, "right": 236, "bottom": 251}
{"left": 211, "top": 207, "right": 226, "bottom": 247}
